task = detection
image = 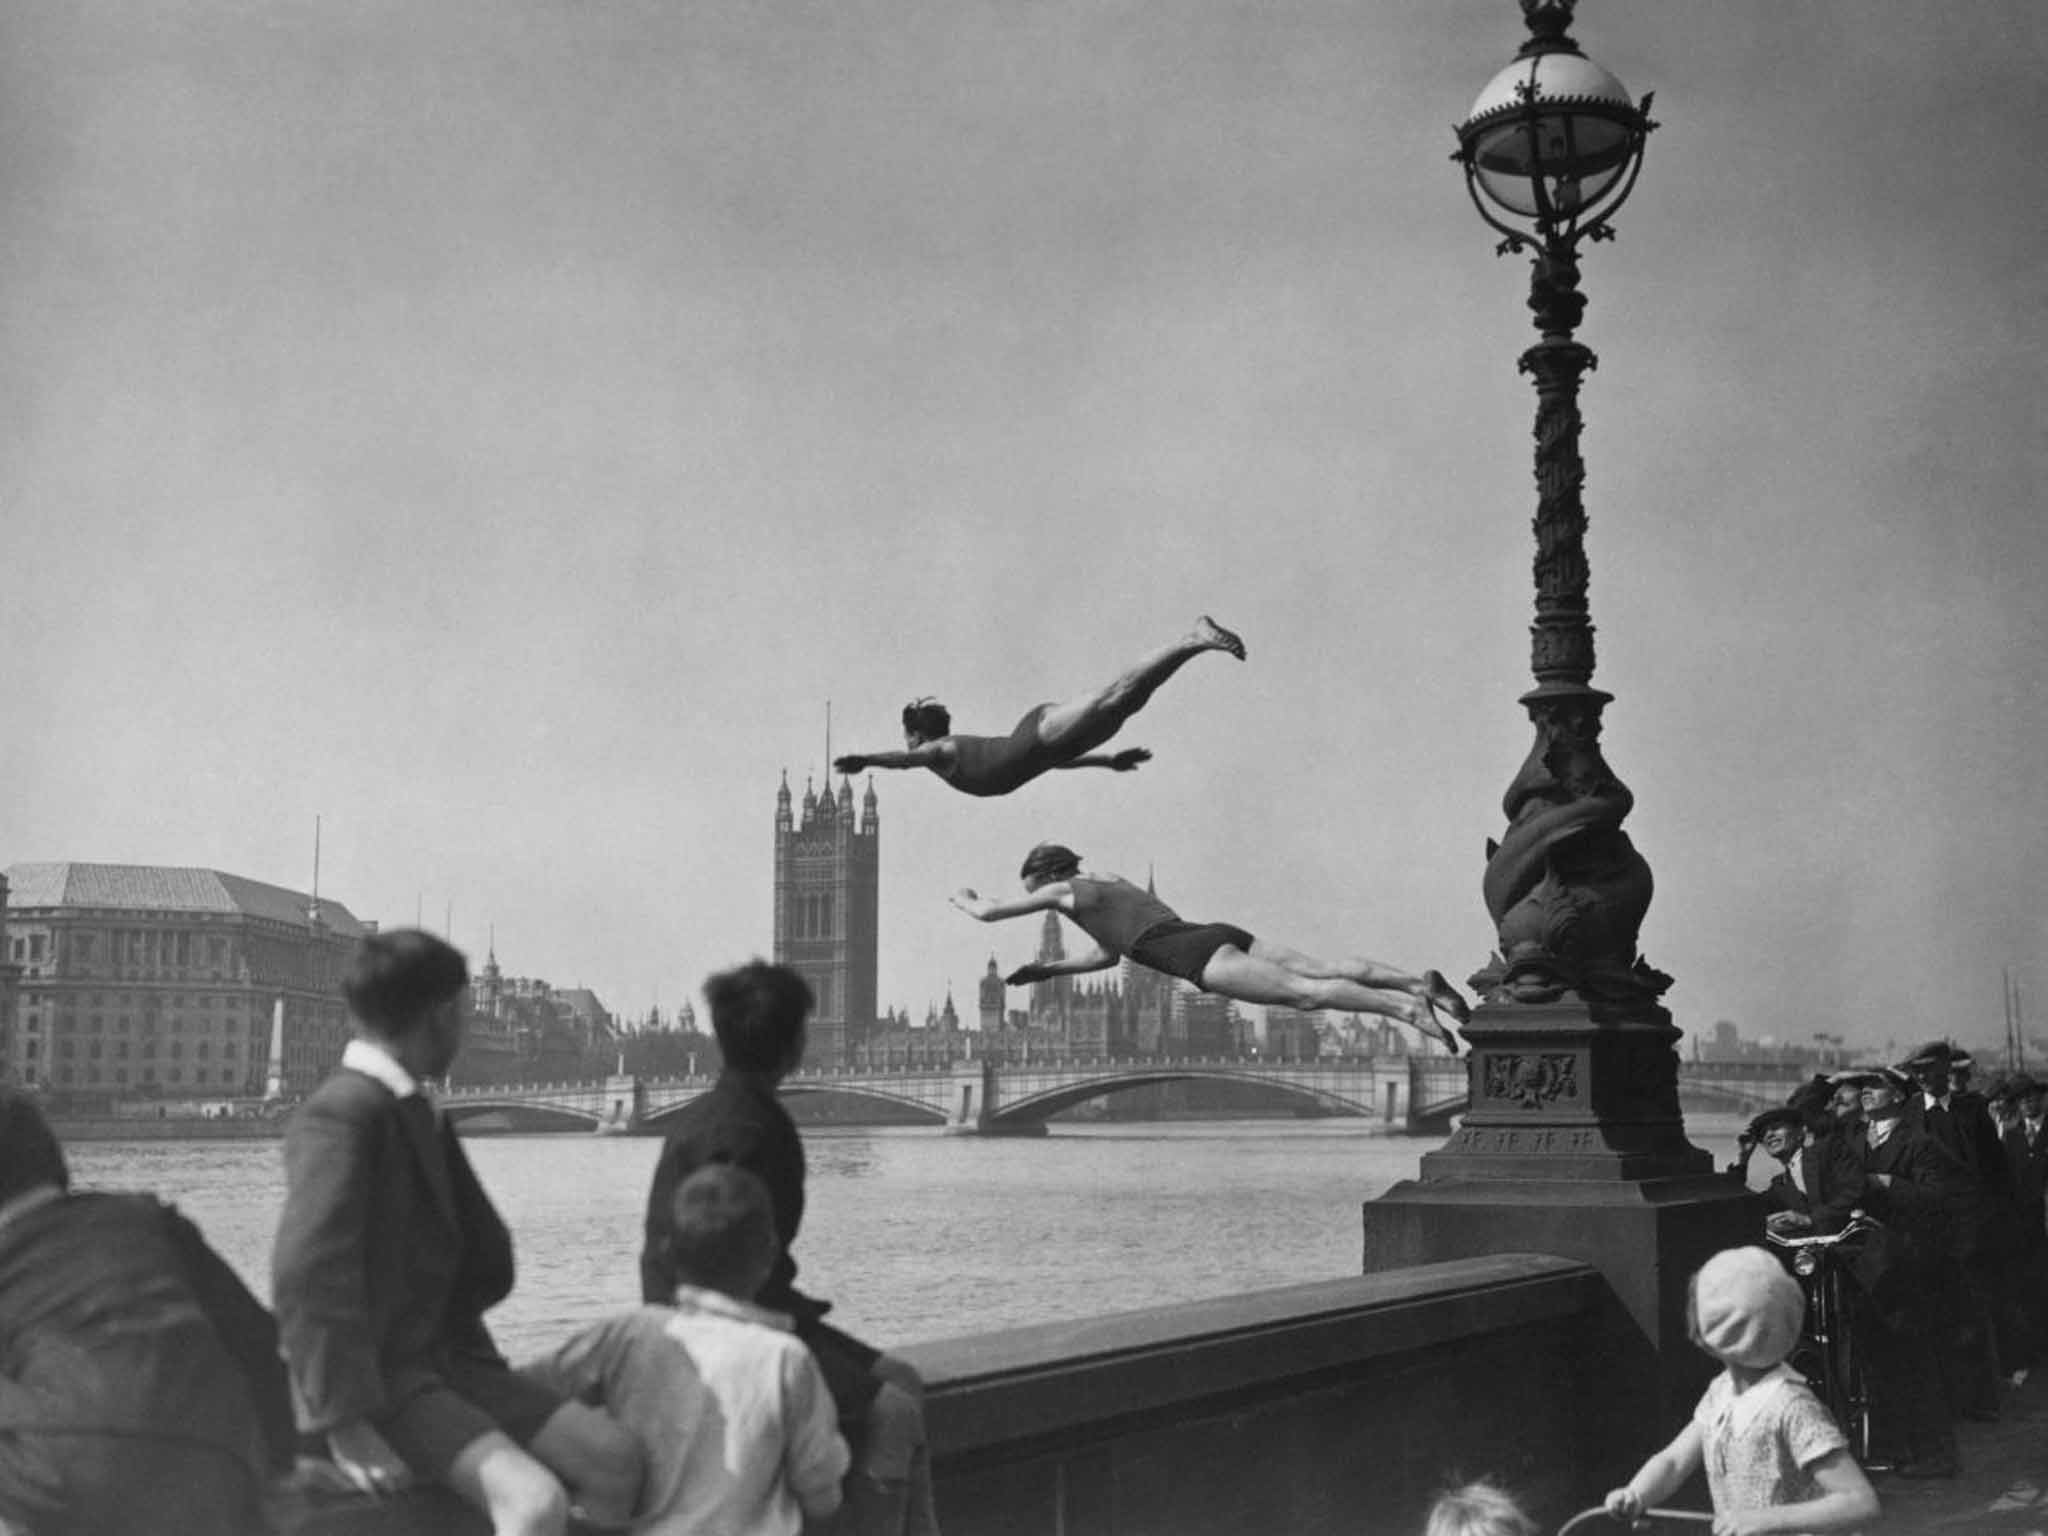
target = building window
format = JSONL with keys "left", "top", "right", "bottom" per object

{"left": 72, "top": 933, "right": 95, "bottom": 964}
{"left": 88, "top": 1042, "right": 102, "bottom": 1060}
{"left": 114, "top": 1069, "right": 126, "bottom": 1086}
{"left": 27, "top": 936, "right": 43, "bottom": 962}
{"left": 176, "top": 933, "right": 192, "bottom": 967}
{"left": 116, "top": 1042, "right": 128, "bottom": 1059}
{"left": 58, "top": 1068, "right": 72, "bottom": 1085}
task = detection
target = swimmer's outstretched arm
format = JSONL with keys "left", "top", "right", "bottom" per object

{"left": 1005, "top": 948, "right": 1118, "bottom": 986}
{"left": 835, "top": 741, "right": 955, "bottom": 775}
{"left": 950, "top": 884, "right": 1073, "bottom": 923}
{"left": 1053, "top": 748, "right": 1152, "bottom": 773}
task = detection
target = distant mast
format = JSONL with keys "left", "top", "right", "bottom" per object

{"left": 306, "top": 815, "right": 324, "bottom": 928}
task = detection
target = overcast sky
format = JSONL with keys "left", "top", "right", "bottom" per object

{"left": 3, "top": 1, "right": 2041, "bottom": 1058}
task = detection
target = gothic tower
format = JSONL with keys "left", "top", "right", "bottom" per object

{"left": 979, "top": 956, "right": 1005, "bottom": 1036}
{"left": 773, "top": 769, "right": 880, "bottom": 1067}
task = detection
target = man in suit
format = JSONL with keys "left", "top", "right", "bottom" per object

{"left": 1996, "top": 1073, "right": 2048, "bottom": 1380}
{"left": 1900, "top": 1040, "right": 2010, "bottom": 1418}
{"left": 272, "top": 930, "right": 642, "bottom": 1536}
{"left": 1843, "top": 1065, "right": 1969, "bottom": 1477}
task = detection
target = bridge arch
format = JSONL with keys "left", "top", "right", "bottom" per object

{"left": 988, "top": 1067, "right": 1372, "bottom": 1128}
{"left": 442, "top": 1100, "right": 602, "bottom": 1132}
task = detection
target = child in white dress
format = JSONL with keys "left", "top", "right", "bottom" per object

{"left": 1604, "top": 1246, "right": 1878, "bottom": 1535}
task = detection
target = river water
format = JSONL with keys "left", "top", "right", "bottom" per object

{"left": 66, "top": 1115, "right": 1751, "bottom": 1360}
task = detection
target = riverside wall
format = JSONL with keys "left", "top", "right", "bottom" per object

{"left": 289, "top": 1254, "right": 1613, "bottom": 1536}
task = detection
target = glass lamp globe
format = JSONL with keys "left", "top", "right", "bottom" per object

{"left": 1459, "top": 49, "right": 1646, "bottom": 229}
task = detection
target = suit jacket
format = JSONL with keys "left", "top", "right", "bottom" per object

{"left": 2005, "top": 1121, "right": 2048, "bottom": 1248}
{"left": 1908, "top": 1092, "right": 2011, "bottom": 1195}
{"left": 639, "top": 1071, "right": 821, "bottom": 1323}
{"left": 272, "top": 1068, "right": 515, "bottom": 1434}
{"left": 1906, "top": 1093, "right": 2015, "bottom": 1256}
{"left": 0, "top": 1193, "right": 275, "bottom": 1527}
{"left": 1858, "top": 1118, "right": 1970, "bottom": 1252}
{"left": 1763, "top": 1132, "right": 1866, "bottom": 1234}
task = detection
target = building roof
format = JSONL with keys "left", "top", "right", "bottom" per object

{"left": 5, "top": 862, "right": 374, "bottom": 938}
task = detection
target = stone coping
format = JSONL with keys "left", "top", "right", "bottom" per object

{"left": 896, "top": 1253, "right": 1603, "bottom": 1459}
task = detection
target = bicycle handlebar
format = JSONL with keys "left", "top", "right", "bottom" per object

{"left": 1763, "top": 1211, "right": 1883, "bottom": 1250}
{"left": 1556, "top": 1507, "right": 1713, "bottom": 1534}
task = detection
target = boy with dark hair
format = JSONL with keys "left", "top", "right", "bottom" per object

{"left": 272, "top": 929, "right": 643, "bottom": 1536}
{"left": 640, "top": 960, "right": 940, "bottom": 1536}
{"left": 0, "top": 1088, "right": 288, "bottom": 1536}
{"left": 529, "top": 1164, "right": 848, "bottom": 1535}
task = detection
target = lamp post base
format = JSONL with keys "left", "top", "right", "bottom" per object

{"left": 1362, "top": 1000, "right": 1764, "bottom": 1470}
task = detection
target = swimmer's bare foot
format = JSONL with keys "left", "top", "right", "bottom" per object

{"left": 1423, "top": 969, "right": 1472, "bottom": 1026}
{"left": 1412, "top": 998, "right": 1467, "bottom": 1057}
{"left": 1195, "top": 615, "right": 1246, "bottom": 660}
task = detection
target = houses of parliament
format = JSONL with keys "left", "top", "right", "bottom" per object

{"left": 771, "top": 770, "right": 1313, "bottom": 1067}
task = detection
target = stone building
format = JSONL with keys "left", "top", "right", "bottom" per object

{"left": 2, "top": 862, "right": 373, "bottom": 1101}
{"left": 773, "top": 770, "right": 879, "bottom": 1067}
{"left": 0, "top": 874, "right": 17, "bottom": 1082}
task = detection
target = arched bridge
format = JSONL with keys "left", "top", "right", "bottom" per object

{"left": 433, "top": 1056, "right": 1815, "bottom": 1137}
{"left": 437, "top": 1057, "right": 1471, "bottom": 1136}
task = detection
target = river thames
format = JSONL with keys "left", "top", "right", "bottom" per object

{"left": 67, "top": 1114, "right": 1751, "bottom": 1360}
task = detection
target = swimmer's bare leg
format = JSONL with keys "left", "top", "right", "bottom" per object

{"left": 1035, "top": 616, "right": 1247, "bottom": 753}
{"left": 1198, "top": 945, "right": 1467, "bottom": 1055}
{"left": 1248, "top": 943, "right": 1473, "bottom": 1026}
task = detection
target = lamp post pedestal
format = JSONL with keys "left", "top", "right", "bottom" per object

{"left": 1364, "top": 1001, "right": 1761, "bottom": 1487}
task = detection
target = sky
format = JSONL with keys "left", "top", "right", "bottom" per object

{"left": 2, "top": 2, "right": 2042, "bottom": 1058}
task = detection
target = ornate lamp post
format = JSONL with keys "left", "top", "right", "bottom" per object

{"left": 1455, "top": 0, "right": 1663, "bottom": 1022}
{"left": 1430, "top": 0, "right": 1701, "bottom": 1172}
{"left": 1365, "top": 0, "right": 1757, "bottom": 1453}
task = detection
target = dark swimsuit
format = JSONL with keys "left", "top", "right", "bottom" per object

{"left": 1066, "top": 875, "right": 1255, "bottom": 988}
{"left": 1127, "top": 921, "right": 1258, "bottom": 986}
{"left": 944, "top": 704, "right": 1059, "bottom": 797}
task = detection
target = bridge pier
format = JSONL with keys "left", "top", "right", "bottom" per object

{"left": 939, "top": 1061, "right": 1048, "bottom": 1137}
{"left": 594, "top": 1074, "right": 646, "bottom": 1135}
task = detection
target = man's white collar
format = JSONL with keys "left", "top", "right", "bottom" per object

{"left": 342, "top": 1037, "right": 422, "bottom": 1099}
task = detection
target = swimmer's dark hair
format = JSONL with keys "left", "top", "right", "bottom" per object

{"left": 705, "top": 960, "right": 814, "bottom": 1074}
{"left": 343, "top": 929, "right": 469, "bottom": 1038}
{"left": 901, "top": 698, "right": 951, "bottom": 742}
{"left": 1019, "top": 843, "right": 1082, "bottom": 884}
{"left": 662, "top": 1164, "right": 779, "bottom": 1299}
